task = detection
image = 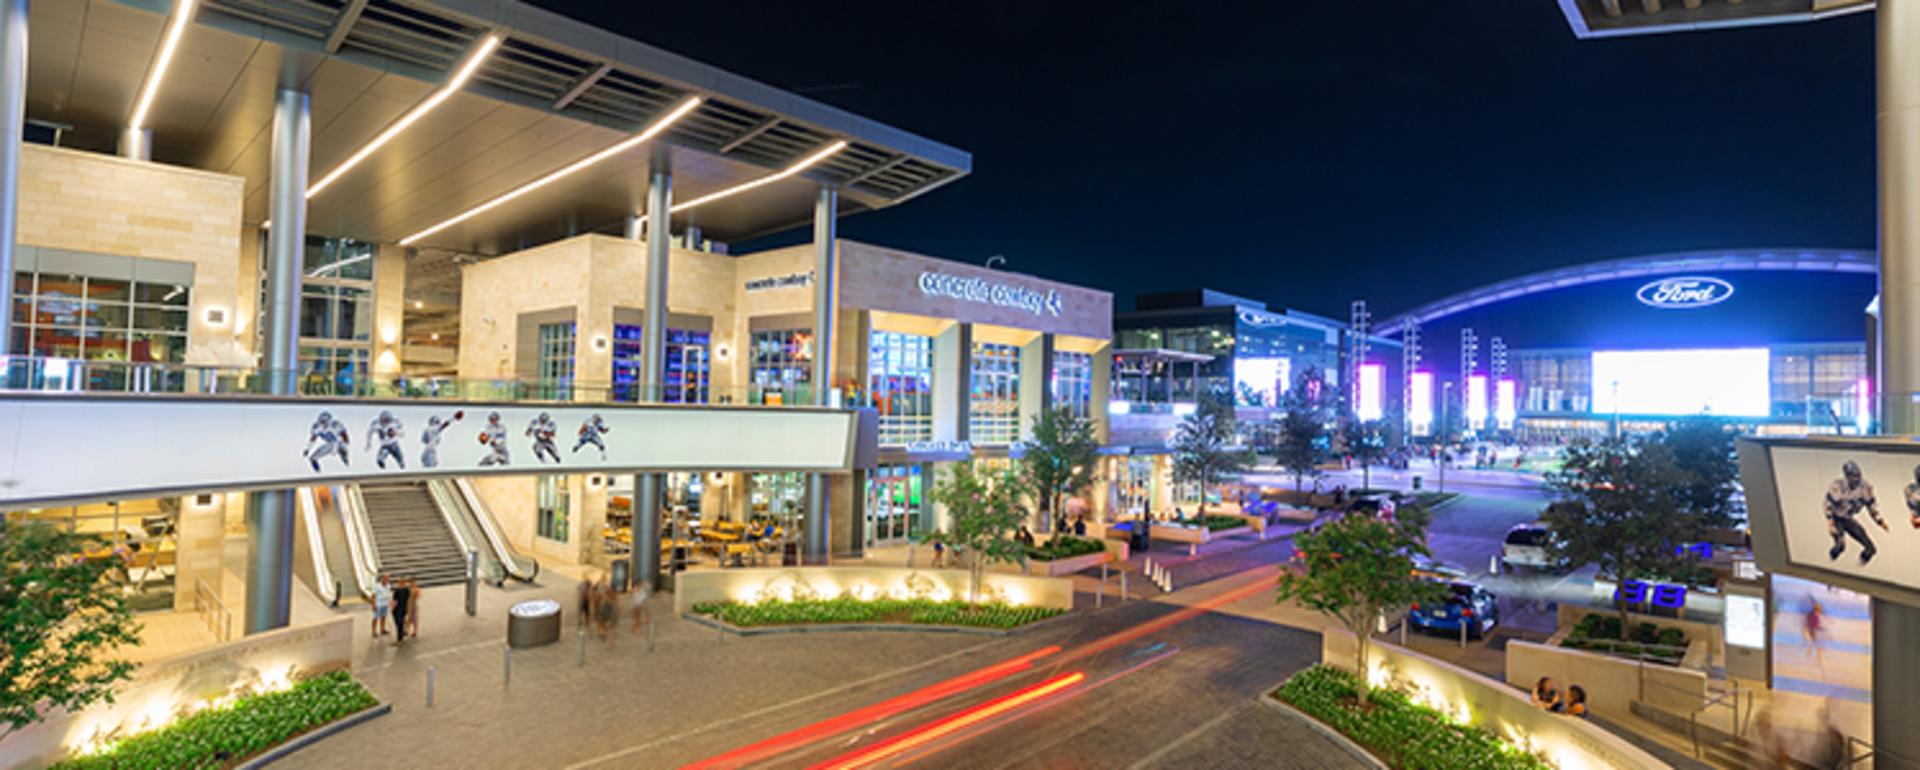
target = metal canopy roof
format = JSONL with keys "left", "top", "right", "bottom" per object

{"left": 1556, "top": 0, "right": 1872, "bottom": 39}
{"left": 28, "top": 0, "right": 971, "bottom": 253}
{"left": 1375, "top": 248, "right": 1875, "bottom": 336}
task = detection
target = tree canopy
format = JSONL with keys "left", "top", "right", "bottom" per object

{"left": 925, "top": 463, "right": 1030, "bottom": 603}
{"left": 1171, "top": 395, "right": 1252, "bottom": 515}
{"left": 1274, "top": 366, "right": 1336, "bottom": 492}
{"left": 2, "top": 519, "right": 141, "bottom": 733}
{"left": 1277, "top": 505, "right": 1444, "bottom": 675}
{"left": 1019, "top": 407, "right": 1100, "bottom": 532}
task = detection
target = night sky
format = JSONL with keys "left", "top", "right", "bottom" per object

{"left": 529, "top": 1, "right": 1876, "bottom": 319}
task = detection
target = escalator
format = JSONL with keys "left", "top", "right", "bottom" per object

{"left": 294, "top": 485, "right": 377, "bottom": 605}
{"left": 428, "top": 478, "right": 539, "bottom": 584}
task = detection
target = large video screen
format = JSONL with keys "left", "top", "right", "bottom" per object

{"left": 1767, "top": 445, "right": 1920, "bottom": 591}
{"left": 1235, "top": 356, "right": 1290, "bottom": 405}
{"left": 1589, "top": 348, "right": 1770, "bottom": 417}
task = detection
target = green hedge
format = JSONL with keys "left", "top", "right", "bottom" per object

{"left": 54, "top": 670, "right": 378, "bottom": 770}
{"left": 1025, "top": 534, "right": 1106, "bottom": 561}
{"left": 1563, "top": 613, "right": 1688, "bottom": 665}
{"left": 1276, "top": 665, "right": 1550, "bottom": 770}
{"left": 693, "top": 596, "right": 1065, "bottom": 629}
{"left": 1172, "top": 514, "right": 1247, "bottom": 532}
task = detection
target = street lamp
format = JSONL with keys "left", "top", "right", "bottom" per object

{"left": 1611, "top": 379, "right": 1621, "bottom": 440}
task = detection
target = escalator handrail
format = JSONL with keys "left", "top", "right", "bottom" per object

{"left": 424, "top": 479, "right": 486, "bottom": 581}
{"left": 295, "top": 487, "right": 341, "bottom": 606}
{"left": 451, "top": 478, "right": 539, "bottom": 582}
{"left": 341, "top": 484, "right": 383, "bottom": 591}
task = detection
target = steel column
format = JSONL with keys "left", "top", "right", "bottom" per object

{"left": 628, "top": 165, "right": 671, "bottom": 588}
{"left": 805, "top": 187, "right": 838, "bottom": 563}
{"left": 0, "top": 0, "right": 23, "bottom": 354}
{"left": 245, "top": 88, "right": 309, "bottom": 634}
{"left": 1883, "top": 1, "right": 1920, "bottom": 434}
{"left": 118, "top": 126, "right": 151, "bottom": 161}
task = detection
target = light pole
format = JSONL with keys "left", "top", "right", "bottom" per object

{"left": 1611, "top": 379, "right": 1621, "bottom": 440}
{"left": 1439, "top": 382, "right": 1452, "bottom": 494}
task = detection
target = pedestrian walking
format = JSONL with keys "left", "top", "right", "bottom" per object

{"left": 931, "top": 540, "right": 947, "bottom": 568}
{"left": 596, "top": 579, "right": 618, "bottom": 643}
{"left": 371, "top": 574, "right": 393, "bottom": 637}
{"left": 391, "top": 577, "right": 413, "bottom": 646}
{"left": 1802, "top": 596, "right": 1827, "bottom": 671}
{"left": 629, "top": 581, "right": 652, "bottom": 636}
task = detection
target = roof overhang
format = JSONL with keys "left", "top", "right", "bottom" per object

{"left": 1556, "top": 0, "right": 1873, "bottom": 39}
{"left": 29, "top": 0, "right": 971, "bottom": 253}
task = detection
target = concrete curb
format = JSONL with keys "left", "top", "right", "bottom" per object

{"left": 681, "top": 610, "right": 1075, "bottom": 638}
{"left": 1255, "top": 692, "right": 1388, "bottom": 770}
{"left": 235, "top": 701, "right": 392, "bottom": 769}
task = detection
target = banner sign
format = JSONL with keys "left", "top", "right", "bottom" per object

{"left": 0, "top": 395, "right": 869, "bottom": 506}
{"left": 1742, "top": 437, "right": 1920, "bottom": 603}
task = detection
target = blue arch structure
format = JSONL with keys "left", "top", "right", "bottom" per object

{"left": 1375, "top": 248, "right": 1875, "bottom": 337}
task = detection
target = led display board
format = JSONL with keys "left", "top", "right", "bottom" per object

{"left": 1235, "top": 356, "right": 1290, "bottom": 406}
{"left": 1409, "top": 371, "right": 1434, "bottom": 436}
{"left": 1590, "top": 348, "right": 1769, "bottom": 417}
{"left": 1465, "top": 374, "right": 1489, "bottom": 429}
{"left": 1357, "top": 363, "right": 1384, "bottom": 422}
{"left": 1495, "top": 378, "right": 1517, "bottom": 430}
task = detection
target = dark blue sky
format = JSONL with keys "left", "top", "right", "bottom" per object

{"left": 531, "top": 1, "right": 1876, "bottom": 318}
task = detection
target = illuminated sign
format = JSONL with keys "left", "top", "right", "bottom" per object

{"left": 1357, "top": 363, "right": 1384, "bottom": 422}
{"left": 1236, "top": 356, "right": 1290, "bottom": 405}
{"left": 1635, "top": 276, "right": 1733, "bottom": 309}
{"left": 917, "top": 272, "right": 1062, "bottom": 316}
{"left": 903, "top": 440, "right": 972, "bottom": 456}
{"left": 1724, "top": 594, "right": 1765, "bottom": 649}
{"left": 1495, "top": 378, "right": 1516, "bottom": 430}
{"left": 1465, "top": 374, "right": 1488, "bottom": 429}
{"left": 743, "top": 271, "right": 813, "bottom": 292}
{"left": 1590, "top": 348, "right": 1769, "bottom": 417}
{"left": 1409, "top": 371, "right": 1434, "bottom": 437}
{"left": 1236, "top": 307, "right": 1286, "bottom": 327}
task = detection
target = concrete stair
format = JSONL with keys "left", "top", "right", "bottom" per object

{"left": 360, "top": 482, "right": 470, "bottom": 588}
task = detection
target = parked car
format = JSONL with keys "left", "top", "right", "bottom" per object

{"left": 1410, "top": 580, "right": 1499, "bottom": 639}
{"left": 1410, "top": 553, "right": 1468, "bottom": 581}
{"left": 1499, "top": 522, "right": 1566, "bottom": 573}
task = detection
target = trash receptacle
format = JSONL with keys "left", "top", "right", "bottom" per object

{"left": 782, "top": 541, "right": 800, "bottom": 566}
{"left": 1412, "top": 475, "right": 1423, "bottom": 491}
{"left": 507, "top": 599, "right": 562, "bottom": 649}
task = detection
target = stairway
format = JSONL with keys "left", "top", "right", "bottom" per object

{"left": 360, "top": 482, "right": 470, "bottom": 588}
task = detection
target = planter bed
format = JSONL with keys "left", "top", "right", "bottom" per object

{"left": 53, "top": 671, "right": 380, "bottom": 770}
{"left": 692, "top": 596, "right": 1066, "bottom": 630}
{"left": 1274, "top": 665, "right": 1550, "bottom": 770}
{"left": 1029, "top": 550, "right": 1112, "bottom": 577}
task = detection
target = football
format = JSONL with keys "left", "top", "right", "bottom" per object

{"left": 479, "top": 432, "right": 490, "bottom": 445}
{"left": 453, "top": 410, "right": 465, "bottom": 421}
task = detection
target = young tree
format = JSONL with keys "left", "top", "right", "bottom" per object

{"left": 1658, "top": 416, "right": 1740, "bottom": 528}
{"left": 926, "top": 462, "right": 1030, "bottom": 602}
{"left": 1171, "top": 396, "right": 1252, "bottom": 518}
{"left": 1019, "top": 407, "right": 1100, "bottom": 533}
{"left": 1340, "top": 415, "right": 1392, "bottom": 491}
{"left": 1543, "top": 436, "right": 1712, "bottom": 640}
{"left": 1275, "top": 366, "right": 1334, "bottom": 493}
{"left": 1277, "top": 505, "right": 1445, "bottom": 675}
{"left": 2, "top": 520, "right": 141, "bottom": 733}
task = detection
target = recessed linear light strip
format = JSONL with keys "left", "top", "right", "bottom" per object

{"left": 398, "top": 96, "right": 704, "bottom": 246}
{"left": 307, "top": 34, "right": 502, "bottom": 198}
{"left": 665, "top": 140, "right": 850, "bottom": 213}
{"left": 128, "top": 0, "right": 199, "bottom": 131}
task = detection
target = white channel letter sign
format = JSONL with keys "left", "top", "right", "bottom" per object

{"left": 917, "top": 272, "right": 1062, "bottom": 316}
{"left": 1635, "top": 276, "right": 1733, "bottom": 309}
{"left": 744, "top": 271, "right": 813, "bottom": 293}
{"left": 904, "top": 440, "right": 972, "bottom": 456}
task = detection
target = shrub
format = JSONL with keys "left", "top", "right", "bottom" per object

{"left": 1656, "top": 627, "right": 1687, "bottom": 648}
{"left": 1024, "top": 535, "right": 1106, "bottom": 562}
{"left": 53, "top": 671, "right": 377, "bottom": 770}
{"left": 693, "top": 597, "right": 1065, "bottom": 630}
{"left": 1276, "top": 666, "right": 1550, "bottom": 770}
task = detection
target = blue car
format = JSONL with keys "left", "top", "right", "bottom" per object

{"left": 1410, "top": 581, "right": 1499, "bottom": 639}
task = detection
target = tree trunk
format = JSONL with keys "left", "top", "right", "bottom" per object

{"left": 1353, "top": 621, "right": 1373, "bottom": 680}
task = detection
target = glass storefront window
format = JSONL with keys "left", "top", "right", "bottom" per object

{"left": 286, "top": 236, "right": 375, "bottom": 386}
{"left": 536, "top": 475, "right": 569, "bottom": 542}
{"left": 11, "top": 271, "right": 189, "bottom": 363}
{"left": 538, "top": 322, "right": 576, "bottom": 400}
{"left": 868, "top": 330, "right": 934, "bottom": 444}
{"left": 6, "top": 498, "right": 180, "bottom": 611}
{"left": 612, "top": 325, "right": 710, "bottom": 404}
{"left": 750, "top": 472, "right": 807, "bottom": 536}
{"left": 1051, "top": 351, "right": 1093, "bottom": 420}
{"left": 865, "top": 464, "right": 922, "bottom": 546}
{"left": 970, "top": 342, "right": 1021, "bottom": 445}
{"left": 751, "top": 329, "right": 813, "bottom": 405}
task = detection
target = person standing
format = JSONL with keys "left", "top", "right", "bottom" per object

{"left": 596, "top": 579, "right": 617, "bottom": 643}
{"left": 371, "top": 574, "right": 393, "bottom": 637}
{"left": 629, "top": 581, "right": 652, "bottom": 636}
{"left": 405, "top": 577, "right": 423, "bottom": 641}
{"left": 577, "top": 573, "right": 595, "bottom": 630}
{"left": 391, "top": 577, "right": 413, "bottom": 646}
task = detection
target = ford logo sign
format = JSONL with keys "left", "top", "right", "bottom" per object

{"left": 1636, "top": 276, "right": 1733, "bottom": 309}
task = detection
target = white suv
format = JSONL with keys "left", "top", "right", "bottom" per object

{"left": 1500, "top": 523, "right": 1565, "bottom": 573}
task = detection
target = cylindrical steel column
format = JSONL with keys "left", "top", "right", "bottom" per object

{"left": 805, "top": 186, "right": 838, "bottom": 563}
{"left": 1882, "top": 2, "right": 1920, "bottom": 434}
{"left": 0, "top": 0, "right": 25, "bottom": 355}
{"left": 244, "top": 88, "right": 309, "bottom": 635}
{"left": 1874, "top": 598, "right": 1920, "bottom": 764}
{"left": 628, "top": 165, "right": 671, "bottom": 588}
{"left": 118, "top": 126, "right": 151, "bottom": 161}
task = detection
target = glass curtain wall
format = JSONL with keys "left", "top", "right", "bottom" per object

{"left": 868, "top": 330, "right": 934, "bottom": 444}
{"left": 11, "top": 270, "right": 190, "bottom": 390}
{"left": 295, "top": 237, "right": 374, "bottom": 394}
{"left": 1051, "top": 350, "right": 1093, "bottom": 420}
{"left": 536, "top": 475, "right": 569, "bottom": 542}
{"left": 864, "top": 464, "right": 922, "bottom": 546}
{"left": 537, "top": 322, "right": 576, "bottom": 400}
{"left": 970, "top": 342, "right": 1022, "bottom": 444}
{"left": 611, "top": 324, "right": 710, "bottom": 403}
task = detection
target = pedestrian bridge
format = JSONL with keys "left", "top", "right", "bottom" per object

{"left": 0, "top": 393, "right": 876, "bottom": 507}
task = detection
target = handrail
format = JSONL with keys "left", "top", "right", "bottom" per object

{"left": 294, "top": 487, "right": 340, "bottom": 606}
{"left": 423, "top": 479, "right": 489, "bottom": 583}
{"left": 191, "top": 578, "right": 233, "bottom": 642}
{"left": 1688, "top": 682, "right": 1750, "bottom": 759}
{"left": 341, "top": 485, "right": 383, "bottom": 588}
{"left": 449, "top": 477, "right": 539, "bottom": 582}
{"left": 1844, "top": 734, "right": 1920, "bottom": 768}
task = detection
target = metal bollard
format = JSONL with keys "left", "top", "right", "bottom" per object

{"left": 503, "top": 646, "right": 512, "bottom": 689}
{"left": 1121, "top": 571, "right": 1128, "bottom": 601}
{"left": 426, "top": 666, "right": 435, "bottom": 707}
{"left": 1459, "top": 618, "right": 1468, "bottom": 649}
{"left": 1097, "top": 562, "right": 1109, "bottom": 608}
